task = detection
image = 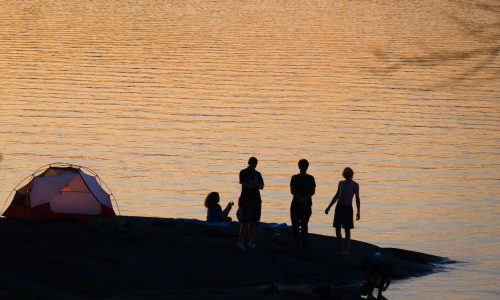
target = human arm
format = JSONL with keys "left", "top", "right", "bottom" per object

{"left": 255, "top": 181, "right": 264, "bottom": 190}
{"left": 306, "top": 176, "right": 316, "bottom": 200}
{"left": 308, "top": 186, "right": 316, "bottom": 200}
{"left": 241, "top": 171, "right": 264, "bottom": 190}
{"left": 257, "top": 173, "right": 264, "bottom": 190}
{"left": 290, "top": 185, "right": 314, "bottom": 202}
{"left": 242, "top": 181, "right": 260, "bottom": 189}
{"left": 325, "top": 183, "right": 340, "bottom": 214}
{"left": 291, "top": 176, "right": 315, "bottom": 202}
{"left": 290, "top": 176, "right": 305, "bottom": 202}
{"left": 290, "top": 183, "right": 301, "bottom": 199}
{"left": 355, "top": 183, "right": 360, "bottom": 220}
{"left": 222, "top": 201, "right": 234, "bottom": 218}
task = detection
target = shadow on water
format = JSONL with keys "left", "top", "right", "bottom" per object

{"left": 373, "top": 1, "right": 500, "bottom": 85}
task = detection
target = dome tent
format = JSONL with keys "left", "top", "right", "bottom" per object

{"left": 2, "top": 163, "right": 118, "bottom": 220}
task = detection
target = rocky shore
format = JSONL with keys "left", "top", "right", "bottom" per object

{"left": 0, "top": 216, "right": 449, "bottom": 299}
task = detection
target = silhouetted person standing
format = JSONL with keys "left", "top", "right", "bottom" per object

{"left": 237, "top": 157, "right": 264, "bottom": 250}
{"left": 290, "top": 159, "right": 316, "bottom": 250}
{"left": 325, "top": 167, "right": 360, "bottom": 257}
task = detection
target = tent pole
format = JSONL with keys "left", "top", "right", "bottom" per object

{"left": 0, "top": 189, "right": 15, "bottom": 216}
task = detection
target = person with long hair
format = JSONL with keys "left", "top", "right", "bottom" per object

{"left": 204, "top": 192, "right": 234, "bottom": 222}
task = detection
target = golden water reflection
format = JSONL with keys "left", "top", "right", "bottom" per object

{"left": 0, "top": 1, "right": 499, "bottom": 299}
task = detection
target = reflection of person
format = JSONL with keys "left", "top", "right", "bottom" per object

{"left": 360, "top": 252, "right": 392, "bottom": 300}
{"left": 272, "top": 282, "right": 370, "bottom": 299}
{"left": 325, "top": 167, "right": 360, "bottom": 256}
{"left": 290, "top": 159, "right": 316, "bottom": 250}
{"left": 204, "top": 192, "right": 234, "bottom": 222}
{"left": 237, "top": 157, "right": 264, "bottom": 250}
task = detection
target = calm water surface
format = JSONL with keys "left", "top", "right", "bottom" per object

{"left": 0, "top": 1, "right": 499, "bottom": 299}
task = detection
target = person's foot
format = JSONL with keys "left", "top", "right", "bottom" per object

{"left": 248, "top": 242, "right": 256, "bottom": 249}
{"left": 236, "top": 242, "right": 246, "bottom": 250}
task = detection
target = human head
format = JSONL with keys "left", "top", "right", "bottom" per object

{"left": 248, "top": 157, "right": 258, "bottom": 169}
{"left": 298, "top": 159, "right": 309, "bottom": 173}
{"left": 204, "top": 192, "right": 220, "bottom": 208}
{"left": 342, "top": 167, "right": 354, "bottom": 180}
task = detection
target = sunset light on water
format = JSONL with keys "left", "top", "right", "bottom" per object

{"left": 0, "top": 1, "right": 498, "bottom": 299}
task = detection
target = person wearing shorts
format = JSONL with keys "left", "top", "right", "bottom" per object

{"left": 237, "top": 157, "right": 264, "bottom": 250}
{"left": 334, "top": 205, "right": 354, "bottom": 230}
{"left": 325, "top": 167, "right": 360, "bottom": 257}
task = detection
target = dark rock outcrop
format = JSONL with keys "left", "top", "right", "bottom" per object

{"left": 0, "top": 216, "right": 449, "bottom": 299}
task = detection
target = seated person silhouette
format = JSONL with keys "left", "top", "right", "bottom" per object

{"left": 204, "top": 192, "right": 234, "bottom": 222}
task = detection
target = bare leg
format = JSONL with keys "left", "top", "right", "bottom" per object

{"left": 301, "top": 210, "right": 311, "bottom": 250}
{"left": 344, "top": 229, "right": 351, "bottom": 256}
{"left": 377, "top": 285, "right": 387, "bottom": 300}
{"left": 248, "top": 222, "right": 256, "bottom": 246}
{"left": 335, "top": 227, "right": 343, "bottom": 254}
{"left": 238, "top": 223, "right": 248, "bottom": 244}
{"left": 291, "top": 208, "right": 300, "bottom": 248}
